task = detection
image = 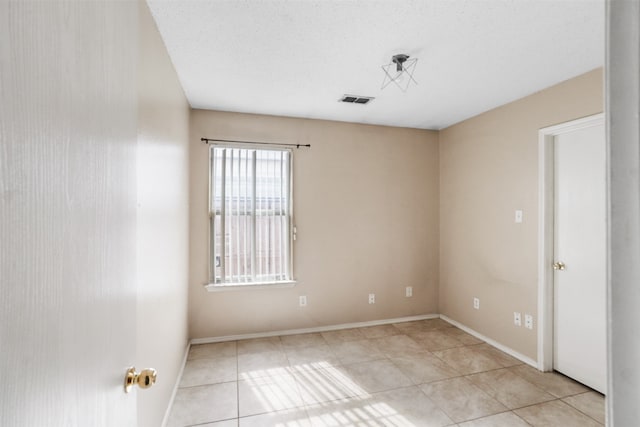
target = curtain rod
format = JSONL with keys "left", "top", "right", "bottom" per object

{"left": 201, "top": 138, "right": 311, "bottom": 149}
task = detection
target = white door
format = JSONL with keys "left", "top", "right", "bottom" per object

{"left": 553, "top": 120, "right": 607, "bottom": 393}
{"left": 0, "top": 1, "right": 139, "bottom": 426}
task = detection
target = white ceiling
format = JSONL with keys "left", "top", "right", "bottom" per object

{"left": 146, "top": 0, "right": 604, "bottom": 130}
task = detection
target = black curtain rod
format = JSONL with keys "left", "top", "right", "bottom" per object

{"left": 201, "top": 138, "right": 311, "bottom": 149}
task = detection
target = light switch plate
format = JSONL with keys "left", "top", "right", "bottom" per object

{"left": 515, "top": 210, "right": 523, "bottom": 223}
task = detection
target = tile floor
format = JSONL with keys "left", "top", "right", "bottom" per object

{"left": 166, "top": 318, "right": 605, "bottom": 427}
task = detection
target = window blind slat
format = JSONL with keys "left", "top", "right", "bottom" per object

{"left": 220, "top": 148, "right": 227, "bottom": 282}
{"left": 268, "top": 150, "right": 274, "bottom": 280}
{"left": 278, "top": 151, "right": 283, "bottom": 280}
{"left": 225, "top": 150, "right": 235, "bottom": 282}
{"left": 257, "top": 150, "right": 263, "bottom": 279}
{"left": 250, "top": 151, "right": 257, "bottom": 280}
{"left": 242, "top": 150, "right": 248, "bottom": 279}
{"left": 268, "top": 150, "right": 271, "bottom": 280}
{"left": 234, "top": 150, "right": 244, "bottom": 282}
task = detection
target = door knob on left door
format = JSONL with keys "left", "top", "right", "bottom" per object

{"left": 553, "top": 261, "right": 566, "bottom": 270}
{"left": 124, "top": 367, "right": 157, "bottom": 393}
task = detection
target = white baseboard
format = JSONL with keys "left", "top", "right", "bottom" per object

{"left": 439, "top": 314, "right": 538, "bottom": 368}
{"left": 190, "top": 313, "right": 439, "bottom": 345}
{"left": 188, "top": 313, "right": 537, "bottom": 369}
{"left": 161, "top": 341, "right": 191, "bottom": 427}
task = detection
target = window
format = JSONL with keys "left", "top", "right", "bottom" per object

{"left": 209, "top": 145, "right": 293, "bottom": 287}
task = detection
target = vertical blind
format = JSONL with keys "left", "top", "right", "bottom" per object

{"left": 210, "top": 146, "right": 292, "bottom": 285}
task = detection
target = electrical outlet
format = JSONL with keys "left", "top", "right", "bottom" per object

{"left": 405, "top": 286, "right": 413, "bottom": 297}
{"left": 525, "top": 314, "right": 533, "bottom": 330}
{"left": 299, "top": 296, "right": 307, "bottom": 307}
{"left": 514, "top": 312, "right": 522, "bottom": 326}
{"left": 473, "top": 297, "right": 480, "bottom": 310}
{"left": 368, "top": 293, "right": 375, "bottom": 304}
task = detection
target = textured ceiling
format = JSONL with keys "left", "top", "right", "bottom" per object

{"left": 146, "top": 0, "right": 604, "bottom": 130}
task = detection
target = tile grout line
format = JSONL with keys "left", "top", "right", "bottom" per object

{"left": 509, "top": 395, "right": 605, "bottom": 425}
{"left": 235, "top": 340, "right": 240, "bottom": 422}
{"left": 560, "top": 393, "right": 606, "bottom": 426}
{"left": 455, "top": 409, "right": 531, "bottom": 426}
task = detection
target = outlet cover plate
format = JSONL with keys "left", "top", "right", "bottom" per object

{"left": 525, "top": 314, "right": 533, "bottom": 329}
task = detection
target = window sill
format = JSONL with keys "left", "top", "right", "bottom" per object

{"left": 204, "top": 280, "right": 297, "bottom": 292}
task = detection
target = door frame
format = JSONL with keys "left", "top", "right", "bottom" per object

{"left": 537, "top": 112, "right": 605, "bottom": 371}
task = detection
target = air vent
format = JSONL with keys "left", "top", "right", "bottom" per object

{"left": 339, "top": 94, "right": 374, "bottom": 105}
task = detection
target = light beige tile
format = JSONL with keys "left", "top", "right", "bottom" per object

{"left": 199, "top": 420, "right": 238, "bottom": 427}
{"left": 306, "top": 386, "right": 454, "bottom": 427}
{"left": 166, "top": 382, "right": 237, "bottom": 427}
{"left": 458, "top": 411, "right": 530, "bottom": 427}
{"left": 306, "top": 397, "right": 373, "bottom": 427}
{"left": 420, "top": 377, "right": 507, "bottom": 423}
{"left": 238, "top": 350, "right": 290, "bottom": 379}
{"left": 392, "top": 320, "right": 434, "bottom": 335}
{"left": 321, "top": 328, "right": 366, "bottom": 344}
{"left": 294, "top": 366, "right": 366, "bottom": 404}
{"left": 341, "top": 359, "right": 413, "bottom": 394}
{"left": 441, "top": 327, "right": 483, "bottom": 345}
{"left": 514, "top": 400, "right": 603, "bottom": 426}
{"left": 562, "top": 391, "right": 605, "bottom": 424}
{"left": 238, "top": 373, "right": 304, "bottom": 417}
{"left": 472, "top": 343, "right": 522, "bottom": 367}
{"left": 509, "top": 365, "right": 589, "bottom": 398}
{"left": 360, "top": 324, "right": 403, "bottom": 339}
{"left": 411, "top": 329, "right": 465, "bottom": 351}
{"left": 390, "top": 352, "right": 460, "bottom": 385}
{"left": 370, "top": 386, "right": 454, "bottom": 426}
{"left": 239, "top": 408, "right": 311, "bottom": 427}
{"left": 393, "top": 318, "right": 453, "bottom": 334}
{"left": 285, "top": 344, "right": 340, "bottom": 372}
{"left": 467, "top": 368, "right": 555, "bottom": 409}
{"left": 371, "top": 334, "right": 424, "bottom": 357}
{"left": 237, "top": 337, "right": 283, "bottom": 355}
{"left": 280, "top": 333, "right": 327, "bottom": 349}
{"left": 189, "top": 341, "right": 237, "bottom": 360}
{"left": 329, "top": 339, "right": 385, "bottom": 365}
{"left": 420, "top": 318, "right": 455, "bottom": 330}
{"left": 180, "top": 356, "right": 237, "bottom": 387}
{"left": 433, "top": 346, "right": 503, "bottom": 375}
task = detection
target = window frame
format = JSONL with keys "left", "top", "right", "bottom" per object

{"left": 205, "top": 143, "right": 295, "bottom": 290}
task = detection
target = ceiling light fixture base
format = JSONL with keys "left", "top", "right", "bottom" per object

{"left": 381, "top": 53, "right": 418, "bottom": 92}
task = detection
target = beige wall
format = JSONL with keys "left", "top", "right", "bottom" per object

{"left": 439, "top": 68, "right": 604, "bottom": 360}
{"left": 189, "top": 110, "right": 439, "bottom": 339}
{"left": 137, "top": 2, "right": 190, "bottom": 427}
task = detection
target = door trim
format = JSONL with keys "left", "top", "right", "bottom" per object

{"left": 537, "top": 113, "right": 605, "bottom": 371}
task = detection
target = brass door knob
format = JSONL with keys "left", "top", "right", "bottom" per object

{"left": 124, "top": 367, "right": 157, "bottom": 393}
{"left": 553, "top": 262, "right": 566, "bottom": 271}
